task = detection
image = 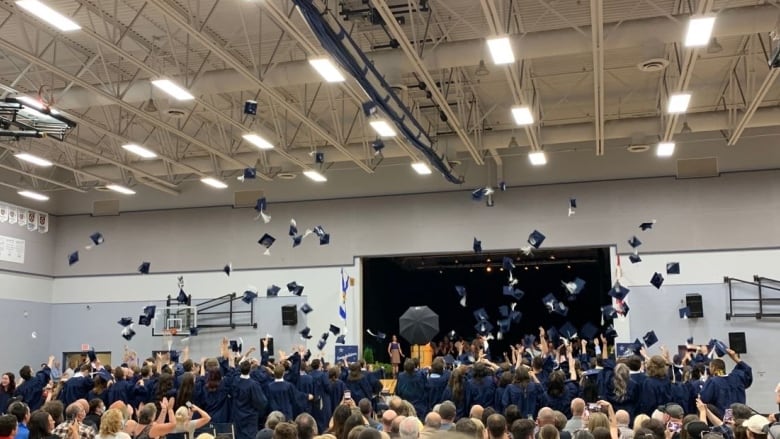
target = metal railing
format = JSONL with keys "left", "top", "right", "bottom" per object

{"left": 724, "top": 275, "right": 780, "bottom": 319}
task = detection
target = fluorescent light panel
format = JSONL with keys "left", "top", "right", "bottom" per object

{"left": 201, "top": 177, "right": 228, "bottom": 189}
{"left": 151, "top": 79, "right": 194, "bottom": 101}
{"left": 16, "top": 95, "right": 59, "bottom": 114}
{"left": 528, "top": 151, "right": 547, "bottom": 166}
{"left": 411, "top": 162, "right": 432, "bottom": 175}
{"left": 685, "top": 16, "right": 716, "bottom": 47}
{"left": 15, "top": 0, "right": 80, "bottom": 31}
{"left": 242, "top": 133, "right": 274, "bottom": 150}
{"left": 106, "top": 184, "right": 136, "bottom": 195}
{"left": 667, "top": 93, "right": 691, "bottom": 114}
{"left": 308, "top": 58, "right": 345, "bottom": 82}
{"left": 511, "top": 106, "right": 534, "bottom": 125}
{"left": 656, "top": 142, "right": 676, "bottom": 157}
{"left": 486, "top": 36, "right": 515, "bottom": 65}
{"left": 15, "top": 153, "right": 53, "bottom": 167}
{"left": 121, "top": 143, "right": 157, "bottom": 159}
{"left": 369, "top": 120, "right": 397, "bottom": 137}
{"left": 18, "top": 190, "right": 49, "bottom": 201}
{"left": 303, "top": 170, "right": 327, "bottom": 182}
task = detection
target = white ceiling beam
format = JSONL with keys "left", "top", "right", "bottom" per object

{"left": 727, "top": 67, "right": 780, "bottom": 145}
{"left": 590, "top": 0, "right": 605, "bottom": 156}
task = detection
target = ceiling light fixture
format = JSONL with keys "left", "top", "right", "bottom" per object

{"left": 667, "top": 93, "right": 692, "bottom": 113}
{"left": 15, "top": 0, "right": 80, "bottom": 31}
{"left": 308, "top": 57, "right": 346, "bottom": 82}
{"left": 242, "top": 133, "right": 274, "bottom": 150}
{"left": 511, "top": 106, "right": 534, "bottom": 125}
{"left": 528, "top": 151, "right": 547, "bottom": 166}
{"left": 15, "top": 152, "right": 53, "bottom": 167}
{"left": 303, "top": 170, "right": 327, "bottom": 182}
{"left": 486, "top": 36, "right": 515, "bottom": 65}
{"left": 411, "top": 162, "right": 432, "bottom": 175}
{"left": 200, "top": 177, "right": 228, "bottom": 189}
{"left": 656, "top": 142, "right": 676, "bottom": 157}
{"left": 18, "top": 190, "right": 49, "bottom": 201}
{"left": 475, "top": 60, "right": 490, "bottom": 77}
{"left": 106, "top": 184, "right": 136, "bottom": 195}
{"left": 121, "top": 143, "right": 157, "bottom": 159}
{"left": 369, "top": 119, "right": 397, "bottom": 137}
{"left": 151, "top": 79, "right": 194, "bottom": 101}
{"left": 684, "top": 16, "right": 716, "bottom": 47}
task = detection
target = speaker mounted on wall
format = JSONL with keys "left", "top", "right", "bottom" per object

{"left": 728, "top": 332, "right": 747, "bottom": 354}
{"left": 686, "top": 294, "right": 704, "bottom": 318}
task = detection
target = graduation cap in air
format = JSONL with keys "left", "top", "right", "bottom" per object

{"left": 496, "top": 318, "right": 511, "bottom": 340}
{"left": 639, "top": 220, "right": 657, "bottom": 231}
{"left": 618, "top": 301, "right": 630, "bottom": 317}
{"left": 118, "top": 317, "right": 133, "bottom": 327}
{"left": 631, "top": 338, "right": 644, "bottom": 353}
{"left": 628, "top": 236, "right": 642, "bottom": 248}
{"left": 300, "top": 303, "right": 313, "bottom": 314}
{"left": 650, "top": 272, "right": 665, "bottom": 289}
{"left": 543, "top": 293, "right": 568, "bottom": 316}
{"left": 286, "top": 281, "right": 304, "bottom": 296}
{"left": 510, "top": 309, "right": 522, "bottom": 324}
{"left": 89, "top": 232, "right": 105, "bottom": 247}
{"left": 629, "top": 254, "right": 642, "bottom": 264}
{"left": 601, "top": 305, "right": 618, "bottom": 320}
{"left": 96, "top": 369, "right": 113, "bottom": 382}
{"left": 223, "top": 263, "right": 232, "bottom": 276}
{"left": 562, "top": 277, "right": 586, "bottom": 296}
{"left": 580, "top": 322, "right": 599, "bottom": 341}
{"left": 559, "top": 322, "right": 578, "bottom": 340}
{"left": 68, "top": 251, "right": 79, "bottom": 266}
{"left": 329, "top": 324, "right": 341, "bottom": 336}
{"left": 608, "top": 282, "right": 630, "bottom": 301}
{"left": 289, "top": 219, "right": 298, "bottom": 237}
{"left": 710, "top": 339, "right": 728, "bottom": 357}
{"left": 336, "top": 334, "right": 346, "bottom": 344}
{"left": 687, "top": 336, "right": 694, "bottom": 345}
{"left": 258, "top": 233, "right": 275, "bottom": 255}
{"left": 473, "top": 237, "right": 482, "bottom": 253}
{"left": 643, "top": 330, "right": 659, "bottom": 347}
{"left": 267, "top": 284, "right": 281, "bottom": 297}
{"left": 678, "top": 305, "right": 690, "bottom": 319}
{"left": 568, "top": 198, "right": 577, "bottom": 217}
{"left": 242, "top": 288, "right": 258, "bottom": 304}
{"left": 87, "top": 348, "right": 97, "bottom": 363}
{"left": 143, "top": 305, "right": 157, "bottom": 317}
{"left": 317, "top": 338, "right": 327, "bottom": 351}
{"left": 545, "top": 326, "right": 560, "bottom": 345}
{"left": 243, "top": 100, "right": 258, "bottom": 115}
{"left": 455, "top": 285, "right": 467, "bottom": 307}
{"left": 138, "top": 262, "right": 151, "bottom": 274}
{"left": 503, "top": 286, "right": 525, "bottom": 301}
{"left": 320, "top": 332, "right": 329, "bottom": 342}
{"left": 254, "top": 197, "right": 271, "bottom": 223}
{"left": 603, "top": 325, "right": 618, "bottom": 340}
{"left": 238, "top": 167, "right": 256, "bottom": 182}
{"left": 473, "top": 308, "right": 489, "bottom": 322}
{"left": 121, "top": 326, "right": 136, "bottom": 341}
{"left": 292, "top": 235, "right": 303, "bottom": 248}
{"left": 188, "top": 327, "right": 199, "bottom": 336}
{"left": 498, "top": 305, "right": 510, "bottom": 318}
{"left": 366, "top": 329, "right": 385, "bottom": 341}
{"left": 298, "top": 327, "right": 313, "bottom": 340}
{"left": 502, "top": 257, "right": 515, "bottom": 271}
{"left": 527, "top": 230, "right": 546, "bottom": 249}
{"left": 319, "top": 233, "right": 330, "bottom": 245}
{"left": 666, "top": 262, "right": 680, "bottom": 275}
{"left": 177, "top": 289, "right": 190, "bottom": 306}
{"left": 229, "top": 339, "right": 243, "bottom": 353}
{"left": 139, "top": 306, "right": 156, "bottom": 327}
{"left": 471, "top": 187, "right": 493, "bottom": 201}
{"left": 474, "top": 320, "right": 494, "bottom": 335}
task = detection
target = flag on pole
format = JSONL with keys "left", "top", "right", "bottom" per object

{"left": 339, "top": 268, "right": 349, "bottom": 322}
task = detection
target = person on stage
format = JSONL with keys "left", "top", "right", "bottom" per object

{"left": 387, "top": 336, "right": 405, "bottom": 378}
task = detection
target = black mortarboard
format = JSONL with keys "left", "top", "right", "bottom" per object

{"left": 138, "top": 262, "right": 150, "bottom": 274}
{"left": 499, "top": 181, "right": 507, "bottom": 191}
{"left": 320, "top": 332, "right": 329, "bottom": 342}
{"left": 319, "top": 233, "right": 330, "bottom": 245}
{"left": 243, "top": 100, "right": 257, "bottom": 115}
{"left": 608, "top": 282, "right": 630, "bottom": 300}
{"left": 229, "top": 339, "right": 242, "bottom": 353}
{"left": 317, "top": 338, "right": 327, "bottom": 351}
{"left": 89, "top": 232, "right": 105, "bottom": 246}
{"left": 68, "top": 251, "right": 79, "bottom": 266}
{"left": 510, "top": 310, "right": 522, "bottom": 323}
{"left": 299, "top": 327, "right": 313, "bottom": 339}
{"left": 603, "top": 325, "right": 618, "bottom": 340}
{"left": 242, "top": 289, "right": 258, "bottom": 304}
{"left": 650, "top": 272, "right": 665, "bottom": 289}
{"left": 336, "top": 334, "right": 346, "bottom": 344}
{"left": 559, "top": 322, "right": 578, "bottom": 340}
{"left": 118, "top": 317, "right": 133, "bottom": 327}
{"left": 628, "top": 236, "right": 642, "bottom": 248}
{"left": 241, "top": 167, "right": 257, "bottom": 180}
{"left": 223, "top": 263, "right": 232, "bottom": 276}
{"left": 629, "top": 254, "right": 642, "bottom": 264}
{"left": 267, "top": 284, "right": 280, "bottom": 297}
{"left": 315, "top": 152, "right": 325, "bottom": 164}
{"left": 601, "top": 305, "right": 618, "bottom": 320}
{"left": 289, "top": 219, "right": 298, "bottom": 237}
{"left": 666, "top": 262, "right": 680, "bottom": 275}
{"left": 568, "top": 198, "right": 576, "bottom": 216}
{"left": 631, "top": 338, "right": 644, "bottom": 353}
{"left": 643, "top": 330, "right": 658, "bottom": 347}
{"left": 473, "top": 308, "right": 489, "bottom": 321}
{"left": 121, "top": 326, "right": 136, "bottom": 341}
{"left": 139, "top": 314, "right": 152, "bottom": 326}
{"left": 711, "top": 339, "right": 728, "bottom": 357}
{"left": 503, "top": 286, "right": 524, "bottom": 300}
{"left": 639, "top": 220, "right": 657, "bottom": 231}
{"left": 498, "top": 305, "right": 510, "bottom": 318}
{"left": 177, "top": 289, "right": 190, "bottom": 305}
{"left": 619, "top": 301, "right": 630, "bottom": 316}
{"left": 580, "top": 322, "right": 598, "bottom": 341}
{"left": 300, "top": 303, "right": 313, "bottom": 314}
{"left": 366, "top": 329, "right": 385, "bottom": 340}
{"left": 189, "top": 327, "right": 199, "bottom": 336}
{"left": 562, "top": 277, "right": 586, "bottom": 295}
{"left": 542, "top": 293, "right": 558, "bottom": 313}
{"left": 678, "top": 305, "right": 690, "bottom": 319}
{"left": 471, "top": 187, "right": 492, "bottom": 201}
{"left": 554, "top": 301, "right": 569, "bottom": 316}
{"left": 87, "top": 349, "right": 97, "bottom": 362}
{"left": 687, "top": 336, "right": 694, "bottom": 344}
{"left": 502, "top": 257, "right": 515, "bottom": 271}
{"left": 473, "top": 237, "right": 482, "bottom": 253}
{"left": 527, "top": 230, "right": 546, "bottom": 249}
{"left": 372, "top": 139, "right": 385, "bottom": 154}
{"left": 258, "top": 233, "right": 275, "bottom": 254}
{"left": 255, "top": 197, "right": 267, "bottom": 212}
{"left": 329, "top": 324, "right": 340, "bottom": 335}
{"left": 287, "top": 281, "right": 304, "bottom": 296}
{"left": 455, "top": 285, "right": 467, "bottom": 307}
{"left": 497, "top": 318, "right": 511, "bottom": 337}
{"left": 474, "top": 320, "right": 494, "bottom": 334}
{"left": 292, "top": 235, "right": 303, "bottom": 247}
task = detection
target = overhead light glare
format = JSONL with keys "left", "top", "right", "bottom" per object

{"left": 15, "top": 0, "right": 80, "bottom": 31}
{"left": 242, "top": 133, "right": 274, "bottom": 150}
{"left": 308, "top": 57, "right": 346, "bottom": 82}
{"left": 303, "top": 170, "right": 327, "bottom": 182}
{"left": 369, "top": 120, "right": 397, "bottom": 137}
{"left": 528, "top": 151, "right": 547, "bottom": 166}
{"left": 18, "top": 190, "right": 49, "bottom": 201}
{"left": 486, "top": 36, "right": 515, "bottom": 65}
{"left": 411, "top": 162, "right": 432, "bottom": 175}
{"left": 685, "top": 16, "right": 716, "bottom": 47}
{"left": 121, "top": 143, "right": 157, "bottom": 159}
{"left": 106, "top": 184, "right": 136, "bottom": 195}
{"left": 15, "top": 153, "right": 53, "bottom": 167}
{"left": 201, "top": 177, "right": 228, "bottom": 189}
{"left": 656, "top": 142, "right": 676, "bottom": 157}
{"left": 667, "top": 93, "right": 691, "bottom": 114}
{"left": 151, "top": 79, "right": 194, "bottom": 101}
{"left": 511, "top": 106, "right": 534, "bottom": 125}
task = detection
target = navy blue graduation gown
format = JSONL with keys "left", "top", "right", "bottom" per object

{"left": 86, "top": 389, "right": 109, "bottom": 407}
{"left": 700, "top": 361, "right": 753, "bottom": 414}
{"left": 327, "top": 379, "right": 347, "bottom": 411}
{"left": 638, "top": 376, "right": 672, "bottom": 415}
{"left": 60, "top": 375, "right": 94, "bottom": 406}
{"left": 14, "top": 366, "right": 50, "bottom": 411}
{"left": 396, "top": 371, "right": 427, "bottom": 417}
{"left": 502, "top": 382, "right": 545, "bottom": 418}
{"left": 308, "top": 370, "right": 332, "bottom": 434}
{"left": 195, "top": 375, "right": 231, "bottom": 424}
{"left": 425, "top": 372, "right": 450, "bottom": 412}
{"left": 544, "top": 381, "right": 580, "bottom": 418}
{"left": 344, "top": 375, "right": 373, "bottom": 403}
{"left": 466, "top": 377, "right": 497, "bottom": 410}
{"left": 0, "top": 387, "right": 14, "bottom": 414}
{"left": 230, "top": 376, "right": 267, "bottom": 439}
{"left": 266, "top": 380, "right": 304, "bottom": 421}
{"left": 107, "top": 380, "right": 133, "bottom": 406}
{"left": 441, "top": 386, "right": 467, "bottom": 419}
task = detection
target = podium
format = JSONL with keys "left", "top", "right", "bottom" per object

{"left": 410, "top": 343, "right": 434, "bottom": 368}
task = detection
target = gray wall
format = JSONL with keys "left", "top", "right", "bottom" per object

{"left": 0, "top": 217, "right": 56, "bottom": 276}
{"left": 0, "top": 298, "right": 52, "bottom": 374}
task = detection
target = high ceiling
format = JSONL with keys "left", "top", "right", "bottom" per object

{"left": 0, "top": 0, "right": 779, "bottom": 214}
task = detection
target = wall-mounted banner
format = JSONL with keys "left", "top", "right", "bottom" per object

{"left": 0, "top": 202, "right": 48, "bottom": 234}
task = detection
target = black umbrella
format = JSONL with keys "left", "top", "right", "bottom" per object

{"left": 399, "top": 306, "right": 439, "bottom": 345}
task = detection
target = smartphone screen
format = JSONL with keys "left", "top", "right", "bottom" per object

{"left": 668, "top": 422, "right": 682, "bottom": 433}
{"left": 723, "top": 409, "right": 734, "bottom": 423}
{"left": 344, "top": 390, "right": 351, "bottom": 400}
{"left": 588, "top": 403, "right": 601, "bottom": 413}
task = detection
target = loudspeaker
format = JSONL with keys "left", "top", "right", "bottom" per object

{"left": 728, "top": 332, "right": 747, "bottom": 354}
{"left": 281, "top": 305, "right": 297, "bottom": 326}
{"left": 685, "top": 294, "right": 704, "bottom": 318}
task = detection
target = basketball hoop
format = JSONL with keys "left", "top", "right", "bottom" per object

{"left": 37, "top": 85, "right": 54, "bottom": 109}
{"left": 163, "top": 328, "right": 177, "bottom": 351}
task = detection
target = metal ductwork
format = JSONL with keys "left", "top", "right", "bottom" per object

{"left": 73, "top": 107, "right": 780, "bottom": 182}
{"left": 52, "top": 5, "right": 779, "bottom": 110}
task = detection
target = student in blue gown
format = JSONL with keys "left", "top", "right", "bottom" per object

{"left": 343, "top": 363, "right": 373, "bottom": 403}
{"left": 626, "top": 355, "right": 647, "bottom": 389}
{"left": 14, "top": 356, "right": 53, "bottom": 411}
{"left": 229, "top": 361, "right": 267, "bottom": 439}
{"left": 638, "top": 355, "right": 672, "bottom": 416}
{"left": 544, "top": 363, "right": 580, "bottom": 419}
{"left": 86, "top": 372, "right": 110, "bottom": 407}
{"left": 466, "top": 362, "right": 497, "bottom": 409}
{"left": 306, "top": 359, "right": 332, "bottom": 434}
{"left": 0, "top": 372, "right": 16, "bottom": 414}
{"left": 494, "top": 370, "right": 513, "bottom": 414}
{"left": 326, "top": 366, "right": 347, "bottom": 412}
{"left": 59, "top": 364, "right": 94, "bottom": 406}
{"left": 395, "top": 359, "right": 427, "bottom": 417}
{"left": 700, "top": 348, "right": 753, "bottom": 416}
{"left": 266, "top": 365, "right": 310, "bottom": 421}
{"left": 425, "top": 358, "right": 450, "bottom": 412}
{"left": 441, "top": 366, "right": 468, "bottom": 419}
{"left": 599, "top": 361, "right": 637, "bottom": 418}
{"left": 195, "top": 367, "right": 230, "bottom": 426}
{"left": 107, "top": 367, "right": 133, "bottom": 406}
{"left": 502, "top": 365, "right": 544, "bottom": 418}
